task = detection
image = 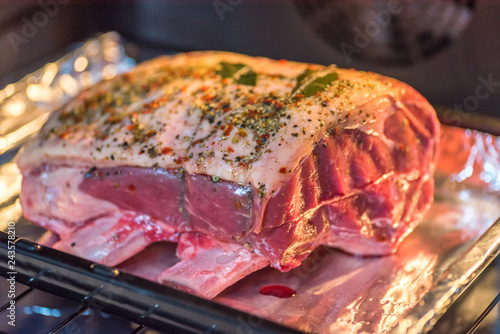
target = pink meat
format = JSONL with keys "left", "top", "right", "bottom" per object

{"left": 17, "top": 51, "right": 439, "bottom": 298}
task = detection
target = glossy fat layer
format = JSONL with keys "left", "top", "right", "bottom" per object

{"left": 18, "top": 51, "right": 415, "bottom": 194}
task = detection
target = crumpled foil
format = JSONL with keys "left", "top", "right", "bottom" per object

{"left": 1, "top": 33, "right": 499, "bottom": 334}
{"left": 0, "top": 32, "right": 135, "bottom": 156}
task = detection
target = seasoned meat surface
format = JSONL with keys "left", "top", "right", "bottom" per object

{"left": 17, "top": 51, "right": 440, "bottom": 298}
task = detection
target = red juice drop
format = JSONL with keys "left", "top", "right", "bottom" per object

{"left": 259, "top": 285, "right": 296, "bottom": 298}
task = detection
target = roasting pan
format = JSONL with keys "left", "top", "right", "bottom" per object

{"left": 1, "top": 33, "right": 499, "bottom": 334}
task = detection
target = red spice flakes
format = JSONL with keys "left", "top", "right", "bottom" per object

{"left": 249, "top": 109, "right": 259, "bottom": 117}
{"left": 175, "top": 156, "right": 190, "bottom": 164}
{"left": 107, "top": 115, "right": 121, "bottom": 123}
{"left": 234, "top": 199, "right": 243, "bottom": 209}
{"left": 201, "top": 94, "right": 216, "bottom": 102}
{"left": 200, "top": 85, "right": 209, "bottom": 92}
{"left": 223, "top": 106, "right": 232, "bottom": 113}
{"left": 227, "top": 146, "right": 235, "bottom": 153}
{"left": 223, "top": 124, "right": 234, "bottom": 137}
{"left": 274, "top": 102, "right": 284, "bottom": 110}
{"left": 128, "top": 184, "right": 136, "bottom": 192}
{"left": 126, "top": 124, "right": 135, "bottom": 131}
{"left": 145, "top": 130, "right": 157, "bottom": 138}
{"left": 141, "top": 109, "right": 153, "bottom": 114}
{"left": 59, "top": 130, "right": 71, "bottom": 139}
{"left": 279, "top": 167, "right": 287, "bottom": 174}
{"left": 144, "top": 99, "right": 163, "bottom": 109}
{"left": 149, "top": 81, "right": 161, "bottom": 91}
{"left": 162, "top": 147, "right": 173, "bottom": 155}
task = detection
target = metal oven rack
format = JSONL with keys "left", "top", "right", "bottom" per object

{"left": 1, "top": 230, "right": 499, "bottom": 333}
{"left": 0, "top": 231, "right": 299, "bottom": 334}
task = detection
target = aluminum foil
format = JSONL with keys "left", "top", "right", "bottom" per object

{"left": 0, "top": 32, "right": 135, "bottom": 156}
{"left": 1, "top": 33, "right": 500, "bottom": 334}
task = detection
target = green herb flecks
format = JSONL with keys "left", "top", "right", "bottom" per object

{"left": 295, "top": 68, "right": 316, "bottom": 88}
{"left": 217, "top": 62, "right": 257, "bottom": 86}
{"left": 258, "top": 184, "right": 266, "bottom": 199}
{"left": 292, "top": 69, "right": 338, "bottom": 97}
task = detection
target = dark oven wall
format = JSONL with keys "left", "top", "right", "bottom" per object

{"left": 0, "top": 0, "right": 499, "bottom": 118}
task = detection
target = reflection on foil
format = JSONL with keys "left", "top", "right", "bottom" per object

{"left": 0, "top": 32, "right": 135, "bottom": 155}
{"left": 212, "top": 184, "right": 500, "bottom": 334}
{"left": 1, "top": 33, "right": 500, "bottom": 333}
{"left": 438, "top": 125, "right": 500, "bottom": 192}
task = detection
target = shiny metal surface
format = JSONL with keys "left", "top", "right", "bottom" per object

{"left": 0, "top": 31, "right": 135, "bottom": 156}
{"left": 1, "top": 33, "right": 499, "bottom": 333}
{"left": 211, "top": 183, "right": 500, "bottom": 333}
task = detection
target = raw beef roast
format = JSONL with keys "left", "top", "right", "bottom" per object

{"left": 17, "top": 52, "right": 440, "bottom": 298}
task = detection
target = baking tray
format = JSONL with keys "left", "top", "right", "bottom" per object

{"left": 1, "top": 32, "right": 500, "bottom": 334}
